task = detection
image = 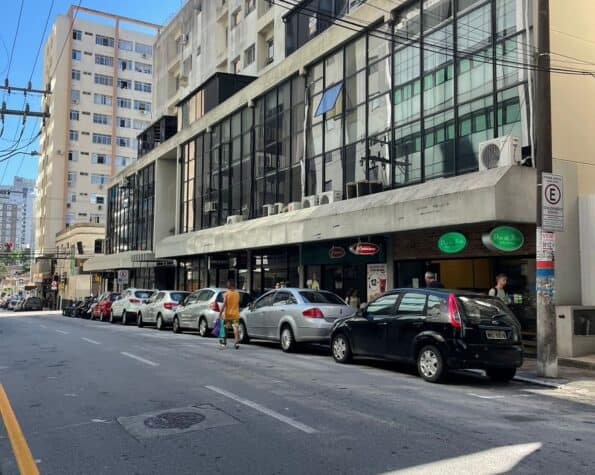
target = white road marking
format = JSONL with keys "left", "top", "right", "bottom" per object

{"left": 206, "top": 385, "right": 317, "bottom": 434}
{"left": 55, "top": 330, "right": 69, "bottom": 335}
{"left": 468, "top": 393, "right": 505, "bottom": 400}
{"left": 39, "top": 324, "right": 47, "bottom": 329}
{"left": 81, "top": 337, "right": 101, "bottom": 345}
{"left": 120, "top": 352, "right": 159, "bottom": 367}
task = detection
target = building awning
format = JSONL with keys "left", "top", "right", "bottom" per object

{"left": 83, "top": 251, "right": 155, "bottom": 272}
{"left": 155, "top": 166, "right": 537, "bottom": 259}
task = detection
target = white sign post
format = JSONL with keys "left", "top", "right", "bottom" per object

{"left": 117, "top": 269, "right": 129, "bottom": 288}
{"left": 542, "top": 172, "right": 564, "bottom": 232}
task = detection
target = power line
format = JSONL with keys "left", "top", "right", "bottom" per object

{"left": 4, "top": 0, "right": 25, "bottom": 83}
{"left": 28, "top": 0, "right": 56, "bottom": 84}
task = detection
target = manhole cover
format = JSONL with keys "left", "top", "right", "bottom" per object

{"left": 144, "top": 412, "right": 205, "bottom": 430}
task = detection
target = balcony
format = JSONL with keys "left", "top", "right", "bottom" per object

{"left": 137, "top": 116, "right": 178, "bottom": 158}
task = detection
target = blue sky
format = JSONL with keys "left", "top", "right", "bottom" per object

{"left": 0, "top": 0, "right": 180, "bottom": 186}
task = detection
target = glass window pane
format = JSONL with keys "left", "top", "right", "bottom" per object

{"left": 325, "top": 50, "right": 343, "bottom": 86}
{"left": 458, "top": 96, "right": 494, "bottom": 173}
{"left": 345, "top": 71, "right": 366, "bottom": 109}
{"left": 345, "top": 36, "right": 366, "bottom": 75}
{"left": 368, "top": 93, "right": 391, "bottom": 136}
{"left": 425, "top": 110, "right": 455, "bottom": 179}
{"left": 394, "top": 122, "right": 422, "bottom": 185}
{"left": 457, "top": 3, "right": 492, "bottom": 53}
{"left": 423, "top": 0, "right": 453, "bottom": 32}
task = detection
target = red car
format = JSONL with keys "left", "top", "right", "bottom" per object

{"left": 92, "top": 292, "right": 120, "bottom": 321}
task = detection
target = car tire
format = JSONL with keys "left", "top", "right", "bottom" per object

{"left": 122, "top": 311, "right": 129, "bottom": 325}
{"left": 331, "top": 333, "right": 352, "bottom": 364}
{"left": 172, "top": 317, "right": 181, "bottom": 334}
{"left": 486, "top": 368, "right": 517, "bottom": 383}
{"left": 156, "top": 314, "right": 165, "bottom": 331}
{"left": 198, "top": 317, "right": 209, "bottom": 337}
{"left": 109, "top": 311, "right": 116, "bottom": 324}
{"left": 417, "top": 344, "right": 447, "bottom": 383}
{"left": 137, "top": 313, "right": 144, "bottom": 328}
{"left": 280, "top": 325, "right": 297, "bottom": 353}
{"left": 238, "top": 320, "right": 250, "bottom": 344}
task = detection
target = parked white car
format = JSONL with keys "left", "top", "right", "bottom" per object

{"left": 109, "top": 288, "right": 154, "bottom": 325}
{"left": 136, "top": 290, "right": 190, "bottom": 330}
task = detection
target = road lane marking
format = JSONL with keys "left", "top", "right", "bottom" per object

{"left": 120, "top": 352, "right": 159, "bottom": 367}
{"left": 468, "top": 393, "right": 505, "bottom": 399}
{"left": 39, "top": 324, "right": 47, "bottom": 329}
{"left": 81, "top": 337, "right": 101, "bottom": 345}
{"left": 55, "top": 329, "right": 69, "bottom": 335}
{"left": 0, "top": 384, "right": 40, "bottom": 475}
{"left": 206, "top": 385, "right": 317, "bottom": 434}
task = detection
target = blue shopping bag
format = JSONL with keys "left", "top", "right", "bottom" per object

{"left": 211, "top": 318, "right": 221, "bottom": 337}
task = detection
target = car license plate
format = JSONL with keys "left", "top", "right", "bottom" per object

{"left": 486, "top": 330, "right": 507, "bottom": 340}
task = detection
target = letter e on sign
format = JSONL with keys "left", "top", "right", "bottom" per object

{"left": 542, "top": 173, "right": 564, "bottom": 232}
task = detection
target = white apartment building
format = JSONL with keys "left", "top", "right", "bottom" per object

{"left": 34, "top": 6, "right": 160, "bottom": 254}
{"left": 0, "top": 176, "right": 35, "bottom": 250}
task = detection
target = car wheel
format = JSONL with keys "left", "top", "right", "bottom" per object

{"left": 137, "top": 313, "right": 144, "bottom": 328}
{"left": 172, "top": 317, "right": 181, "bottom": 334}
{"left": 121, "top": 311, "right": 127, "bottom": 325}
{"left": 109, "top": 311, "right": 116, "bottom": 324}
{"left": 156, "top": 314, "right": 165, "bottom": 331}
{"left": 486, "top": 368, "right": 517, "bottom": 383}
{"left": 238, "top": 320, "right": 250, "bottom": 343}
{"left": 280, "top": 325, "right": 296, "bottom": 353}
{"left": 198, "top": 317, "right": 209, "bottom": 337}
{"left": 417, "top": 345, "right": 447, "bottom": 383}
{"left": 331, "top": 333, "right": 352, "bottom": 364}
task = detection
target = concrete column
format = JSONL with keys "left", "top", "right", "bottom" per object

{"left": 298, "top": 244, "right": 305, "bottom": 288}
{"left": 579, "top": 195, "right": 595, "bottom": 305}
{"left": 246, "top": 250, "right": 253, "bottom": 293}
{"left": 385, "top": 235, "right": 395, "bottom": 291}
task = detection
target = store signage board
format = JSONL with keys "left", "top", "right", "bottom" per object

{"left": 482, "top": 226, "right": 524, "bottom": 252}
{"left": 117, "top": 269, "right": 129, "bottom": 284}
{"left": 437, "top": 232, "right": 467, "bottom": 254}
{"left": 350, "top": 242, "right": 380, "bottom": 256}
{"left": 542, "top": 172, "right": 564, "bottom": 232}
{"left": 328, "top": 246, "right": 346, "bottom": 259}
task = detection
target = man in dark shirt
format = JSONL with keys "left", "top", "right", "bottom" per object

{"left": 425, "top": 271, "right": 444, "bottom": 288}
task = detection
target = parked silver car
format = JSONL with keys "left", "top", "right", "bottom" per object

{"left": 172, "top": 287, "right": 253, "bottom": 335}
{"left": 239, "top": 288, "right": 356, "bottom": 352}
{"left": 136, "top": 290, "right": 190, "bottom": 329}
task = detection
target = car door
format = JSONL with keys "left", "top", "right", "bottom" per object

{"left": 178, "top": 292, "right": 199, "bottom": 327}
{"left": 149, "top": 292, "right": 164, "bottom": 322}
{"left": 192, "top": 290, "right": 214, "bottom": 329}
{"left": 349, "top": 294, "right": 399, "bottom": 357}
{"left": 246, "top": 292, "right": 276, "bottom": 338}
{"left": 269, "top": 291, "right": 296, "bottom": 339}
{"left": 386, "top": 291, "right": 428, "bottom": 360}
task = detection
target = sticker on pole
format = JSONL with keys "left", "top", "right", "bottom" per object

{"left": 542, "top": 173, "right": 564, "bottom": 232}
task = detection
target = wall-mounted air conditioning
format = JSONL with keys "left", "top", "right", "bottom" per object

{"left": 318, "top": 190, "right": 342, "bottom": 205}
{"left": 98, "top": 205, "right": 103, "bottom": 210}
{"left": 263, "top": 204, "right": 276, "bottom": 216}
{"left": 226, "top": 215, "right": 243, "bottom": 225}
{"left": 301, "top": 195, "right": 319, "bottom": 208}
{"left": 204, "top": 201, "right": 217, "bottom": 213}
{"left": 478, "top": 136, "right": 521, "bottom": 171}
{"left": 274, "top": 203, "right": 285, "bottom": 214}
{"left": 287, "top": 201, "right": 302, "bottom": 212}
{"left": 66, "top": 203, "right": 71, "bottom": 208}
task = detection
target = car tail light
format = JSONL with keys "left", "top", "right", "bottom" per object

{"left": 164, "top": 302, "right": 178, "bottom": 310}
{"left": 448, "top": 294, "right": 462, "bottom": 329}
{"left": 209, "top": 301, "right": 220, "bottom": 312}
{"left": 129, "top": 298, "right": 141, "bottom": 304}
{"left": 302, "top": 308, "right": 324, "bottom": 319}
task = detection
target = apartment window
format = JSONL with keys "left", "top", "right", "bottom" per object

{"left": 68, "top": 151, "right": 78, "bottom": 162}
{"left": 116, "top": 156, "right": 130, "bottom": 168}
{"left": 94, "top": 93, "right": 112, "bottom": 106}
{"left": 117, "top": 117, "right": 131, "bottom": 128}
{"left": 95, "top": 54, "right": 114, "bottom": 66}
{"left": 72, "top": 49, "right": 81, "bottom": 60}
{"left": 73, "top": 29, "right": 82, "bottom": 40}
{"left": 71, "top": 69, "right": 81, "bottom": 80}
{"left": 94, "top": 73, "right": 113, "bottom": 86}
{"left": 70, "top": 110, "right": 79, "bottom": 121}
{"left": 67, "top": 172, "right": 77, "bottom": 186}
{"left": 133, "top": 100, "right": 151, "bottom": 112}
{"left": 118, "top": 39, "right": 133, "bottom": 51}
{"left": 90, "top": 174, "right": 108, "bottom": 185}
{"left": 245, "top": 0, "right": 256, "bottom": 15}
{"left": 92, "top": 133, "right": 111, "bottom": 145}
{"left": 117, "top": 97, "right": 132, "bottom": 109}
{"left": 117, "top": 78, "right": 132, "bottom": 89}
{"left": 232, "top": 56, "right": 241, "bottom": 74}
{"left": 90, "top": 214, "right": 102, "bottom": 224}
{"left": 134, "top": 81, "right": 152, "bottom": 93}
{"left": 135, "top": 42, "right": 153, "bottom": 56}
{"left": 133, "top": 119, "right": 149, "bottom": 130}
{"left": 95, "top": 34, "right": 114, "bottom": 47}
{"left": 265, "top": 38, "right": 274, "bottom": 64}
{"left": 90, "top": 194, "right": 106, "bottom": 204}
{"left": 244, "top": 44, "right": 255, "bottom": 66}
{"left": 68, "top": 192, "right": 77, "bottom": 203}
{"left": 118, "top": 59, "right": 133, "bottom": 71}
{"left": 91, "top": 153, "right": 111, "bottom": 165}
{"left": 116, "top": 136, "right": 131, "bottom": 148}
{"left": 69, "top": 130, "right": 79, "bottom": 141}
{"left": 93, "top": 113, "right": 111, "bottom": 125}
{"left": 231, "top": 9, "right": 242, "bottom": 28}
{"left": 134, "top": 62, "right": 152, "bottom": 74}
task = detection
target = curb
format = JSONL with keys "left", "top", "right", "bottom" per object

{"left": 512, "top": 374, "right": 566, "bottom": 389}
{"left": 559, "top": 357, "right": 595, "bottom": 371}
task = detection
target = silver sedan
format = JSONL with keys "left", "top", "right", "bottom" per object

{"left": 239, "top": 288, "right": 356, "bottom": 352}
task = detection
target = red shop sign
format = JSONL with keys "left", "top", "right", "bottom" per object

{"left": 328, "top": 246, "right": 346, "bottom": 259}
{"left": 349, "top": 242, "right": 380, "bottom": 256}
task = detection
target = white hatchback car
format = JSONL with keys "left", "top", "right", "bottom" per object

{"left": 110, "top": 288, "right": 154, "bottom": 325}
{"left": 136, "top": 290, "right": 190, "bottom": 330}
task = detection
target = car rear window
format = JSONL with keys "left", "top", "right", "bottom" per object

{"left": 458, "top": 296, "right": 515, "bottom": 320}
{"left": 28, "top": 298, "right": 41, "bottom": 303}
{"left": 134, "top": 291, "right": 152, "bottom": 299}
{"left": 215, "top": 291, "right": 252, "bottom": 307}
{"left": 170, "top": 292, "right": 189, "bottom": 303}
{"left": 109, "top": 294, "right": 120, "bottom": 301}
{"left": 299, "top": 291, "right": 345, "bottom": 305}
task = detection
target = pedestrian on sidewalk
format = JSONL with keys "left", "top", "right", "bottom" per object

{"left": 489, "top": 273, "right": 509, "bottom": 304}
{"left": 218, "top": 279, "right": 242, "bottom": 349}
{"left": 425, "top": 271, "right": 443, "bottom": 288}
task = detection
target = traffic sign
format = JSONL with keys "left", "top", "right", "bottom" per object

{"left": 542, "top": 173, "right": 564, "bottom": 232}
{"left": 117, "top": 269, "right": 129, "bottom": 284}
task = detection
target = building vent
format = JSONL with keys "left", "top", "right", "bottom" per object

{"left": 204, "top": 201, "right": 218, "bottom": 213}
{"left": 478, "top": 136, "right": 521, "bottom": 171}
{"left": 263, "top": 204, "right": 276, "bottom": 217}
{"left": 274, "top": 202, "right": 286, "bottom": 214}
{"left": 301, "top": 195, "right": 319, "bottom": 208}
{"left": 287, "top": 201, "right": 302, "bottom": 212}
{"left": 226, "top": 215, "right": 243, "bottom": 225}
{"left": 318, "top": 190, "right": 342, "bottom": 205}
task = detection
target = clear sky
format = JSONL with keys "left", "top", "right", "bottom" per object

{"left": 0, "top": 0, "right": 180, "bottom": 186}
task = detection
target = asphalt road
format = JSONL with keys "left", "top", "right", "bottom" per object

{"left": 0, "top": 312, "right": 593, "bottom": 475}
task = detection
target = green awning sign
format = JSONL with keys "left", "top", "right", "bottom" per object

{"left": 482, "top": 226, "right": 525, "bottom": 252}
{"left": 437, "top": 232, "right": 468, "bottom": 254}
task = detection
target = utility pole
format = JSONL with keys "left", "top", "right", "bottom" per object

{"left": 535, "top": 0, "right": 558, "bottom": 377}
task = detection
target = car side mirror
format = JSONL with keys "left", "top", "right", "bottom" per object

{"left": 249, "top": 303, "right": 255, "bottom": 311}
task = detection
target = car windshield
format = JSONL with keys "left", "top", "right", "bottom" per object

{"left": 170, "top": 292, "right": 189, "bottom": 302}
{"left": 458, "top": 295, "right": 515, "bottom": 320}
{"left": 109, "top": 294, "right": 120, "bottom": 301}
{"left": 134, "top": 291, "right": 152, "bottom": 299}
{"left": 299, "top": 291, "right": 345, "bottom": 305}
{"left": 216, "top": 291, "right": 253, "bottom": 308}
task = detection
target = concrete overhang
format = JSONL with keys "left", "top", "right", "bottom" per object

{"left": 83, "top": 251, "right": 154, "bottom": 272}
{"left": 155, "top": 166, "right": 537, "bottom": 259}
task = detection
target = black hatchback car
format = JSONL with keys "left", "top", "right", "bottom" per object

{"left": 330, "top": 289, "right": 523, "bottom": 383}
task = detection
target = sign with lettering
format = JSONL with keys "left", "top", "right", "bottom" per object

{"left": 542, "top": 173, "right": 564, "bottom": 232}
{"left": 437, "top": 232, "right": 467, "bottom": 254}
{"left": 482, "top": 226, "right": 524, "bottom": 252}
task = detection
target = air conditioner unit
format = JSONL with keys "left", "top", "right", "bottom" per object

{"left": 98, "top": 205, "right": 103, "bottom": 210}
{"left": 262, "top": 204, "right": 276, "bottom": 216}
{"left": 226, "top": 214, "right": 243, "bottom": 225}
{"left": 66, "top": 203, "right": 71, "bottom": 208}
{"left": 287, "top": 201, "right": 302, "bottom": 212}
{"left": 478, "top": 136, "right": 521, "bottom": 171}
{"left": 142, "top": 53, "right": 149, "bottom": 59}
{"left": 72, "top": 99, "right": 79, "bottom": 104}
{"left": 318, "top": 190, "right": 342, "bottom": 205}
{"left": 204, "top": 201, "right": 217, "bottom": 213}
{"left": 274, "top": 202, "right": 285, "bottom": 214}
{"left": 301, "top": 195, "right": 319, "bottom": 208}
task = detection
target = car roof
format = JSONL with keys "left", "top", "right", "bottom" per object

{"left": 385, "top": 288, "right": 493, "bottom": 298}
